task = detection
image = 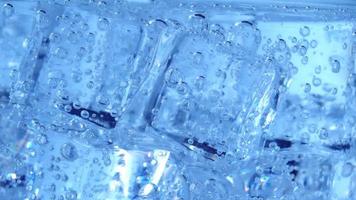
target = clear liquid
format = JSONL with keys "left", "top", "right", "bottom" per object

{"left": 0, "top": 1, "right": 356, "bottom": 200}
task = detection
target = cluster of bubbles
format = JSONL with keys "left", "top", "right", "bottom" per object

{"left": 0, "top": 1, "right": 356, "bottom": 200}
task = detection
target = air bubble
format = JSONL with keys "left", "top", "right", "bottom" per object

{"left": 54, "top": 47, "right": 68, "bottom": 59}
{"left": 193, "top": 52, "right": 204, "bottom": 64}
{"left": 64, "top": 104, "right": 72, "bottom": 112}
{"left": 36, "top": 134, "right": 48, "bottom": 145}
{"left": 291, "top": 37, "right": 297, "bottom": 43}
{"left": 176, "top": 82, "right": 189, "bottom": 95}
{"left": 65, "top": 189, "right": 78, "bottom": 200}
{"left": 299, "top": 46, "right": 307, "bottom": 56}
{"left": 210, "top": 23, "right": 225, "bottom": 40}
{"left": 87, "top": 81, "right": 94, "bottom": 89}
{"left": 36, "top": 9, "right": 48, "bottom": 28}
{"left": 97, "top": 17, "right": 110, "bottom": 31}
{"left": 299, "top": 26, "right": 310, "bottom": 37}
{"left": 49, "top": 32, "right": 61, "bottom": 44}
{"left": 341, "top": 162, "right": 353, "bottom": 177}
{"left": 312, "top": 77, "right": 321, "bottom": 87}
{"left": 304, "top": 83, "right": 311, "bottom": 93}
{"left": 301, "top": 56, "right": 308, "bottom": 65}
{"left": 314, "top": 65, "right": 321, "bottom": 74}
{"left": 166, "top": 68, "right": 182, "bottom": 87}
{"left": 330, "top": 59, "right": 340, "bottom": 73}
{"left": 80, "top": 110, "right": 90, "bottom": 118}
{"left": 60, "top": 143, "right": 78, "bottom": 161}
{"left": 188, "top": 13, "right": 208, "bottom": 33}
{"left": 319, "top": 128, "right": 328, "bottom": 139}
{"left": 310, "top": 40, "right": 318, "bottom": 48}
{"left": 276, "top": 39, "right": 287, "bottom": 51}
{"left": 2, "top": 3, "right": 14, "bottom": 17}
{"left": 342, "top": 43, "right": 347, "bottom": 50}
{"left": 194, "top": 76, "right": 205, "bottom": 90}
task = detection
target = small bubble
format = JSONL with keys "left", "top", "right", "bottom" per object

{"left": 291, "top": 45, "right": 298, "bottom": 53}
{"left": 319, "top": 128, "right": 328, "bottom": 139}
{"left": 314, "top": 65, "right": 321, "bottom": 74}
{"left": 210, "top": 23, "right": 225, "bottom": 40}
{"left": 87, "top": 32, "right": 96, "bottom": 43}
{"left": 304, "top": 83, "right": 311, "bottom": 93}
{"left": 2, "top": 3, "right": 14, "bottom": 17}
{"left": 192, "top": 52, "right": 203, "bottom": 64}
{"left": 188, "top": 13, "right": 208, "bottom": 33}
{"left": 299, "top": 26, "right": 310, "bottom": 37}
{"left": 97, "top": 0, "right": 108, "bottom": 8}
{"left": 97, "top": 17, "right": 110, "bottom": 31}
{"left": 330, "top": 59, "right": 341, "bottom": 73}
{"left": 64, "top": 104, "right": 72, "bottom": 112}
{"left": 312, "top": 77, "right": 321, "bottom": 87}
{"left": 341, "top": 162, "right": 353, "bottom": 177}
{"left": 54, "top": 47, "right": 68, "bottom": 59}
{"left": 104, "top": 157, "right": 111, "bottom": 166}
{"left": 73, "top": 102, "right": 81, "bottom": 109}
{"left": 331, "top": 88, "right": 337, "bottom": 95}
{"left": 76, "top": 47, "right": 87, "bottom": 58}
{"left": 176, "top": 82, "right": 189, "bottom": 95}
{"left": 299, "top": 46, "right": 307, "bottom": 56}
{"left": 36, "top": 134, "right": 48, "bottom": 145}
{"left": 301, "top": 56, "right": 308, "bottom": 65}
{"left": 291, "top": 37, "right": 297, "bottom": 43}
{"left": 291, "top": 66, "right": 298, "bottom": 75}
{"left": 60, "top": 143, "right": 78, "bottom": 161}
{"left": 166, "top": 68, "right": 182, "bottom": 87}
{"left": 87, "top": 81, "right": 94, "bottom": 89}
{"left": 342, "top": 43, "right": 347, "bottom": 50}
{"left": 310, "top": 40, "right": 318, "bottom": 48}
{"left": 300, "top": 39, "right": 309, "bottom": 49}
{"left": 49, "top": 32, "right": 61, "bottom": 44}
{"left": 194, "top": 76, "right": 205, "bottom": 90}
{"left": 277, "top": 39, "right": 287, "bottom": 50}
{"left": 65, "top": 189, "right": 77, "bottom": 200}
{"left": 36, "top": 9, "right": 48, "bottom": 27}
{"left": 68, "top": 31, "right": 78, "bottom": 44}
{"left": 80, "top": 110, "right": 89, "bottom": 118}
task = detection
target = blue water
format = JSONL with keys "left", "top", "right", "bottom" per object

{"left": 1, "top": 0, "right": 356, "bottom": 199}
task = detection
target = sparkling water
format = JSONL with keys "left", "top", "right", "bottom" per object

{"left": 1, "top": 0, "right": 356, "bottom": 200}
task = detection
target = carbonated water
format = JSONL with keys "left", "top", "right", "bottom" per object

{"left": 0, "top": 0, "right": 356, "bottom": 199}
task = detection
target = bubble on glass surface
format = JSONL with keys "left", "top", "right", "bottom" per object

{"left": 329, "top": 58, "right": 341, "bottom": 73}
{"left": 60, "top": 143, "right": 78, "bottom": 161}
{"left": 36, "top": 9, "right": 48, "bottom": 28}
{"left": 301, "top": 56, "right": 308, "bottom": 65}
{"left": 310, "top": 40, "right": 318, "bottom": 48}
{"left": 54, "top": 47, "right": 68, "bottom": 59}
{"left": 299, "top": 26, "right": 310, "bottom": 37}
{"left": 341, "top": 162, "right": 354, "bottom": 177}
{"left": 314, "top": 65, "right": 322, "bottom": 74}
{"left": 36, "top": 134, "right": 48, "bottom": 145}
{"left": 80, "top": 110, "right": 90, "bottom": 118}
{"left": 228, "top": 20, "right": 261, "bottom": 53}
{"left": 189, "top": 13, "right": 208, "bottom": 33}
{"left": 276, "top": 39, "right": 287, "bottom": 50}
{"left": 2, "top": 3, "right": 14, "bottom": 17}
{"left": 194, "top": 75, "right": 206, "bottom": 90}
{"left": 97, "top": 17, "right": 110, "bottom": 31}
{"left": 65, "top": 189, "right": 78, "bottom": 200}
{"left": 299, "top": 45, "right": 307, "bottom": 56}
{"left": 312, "top": 76, "right": 321, "bottom": 87}
{"left": 304, "top": 83, "right": 311, "bottom": 93}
